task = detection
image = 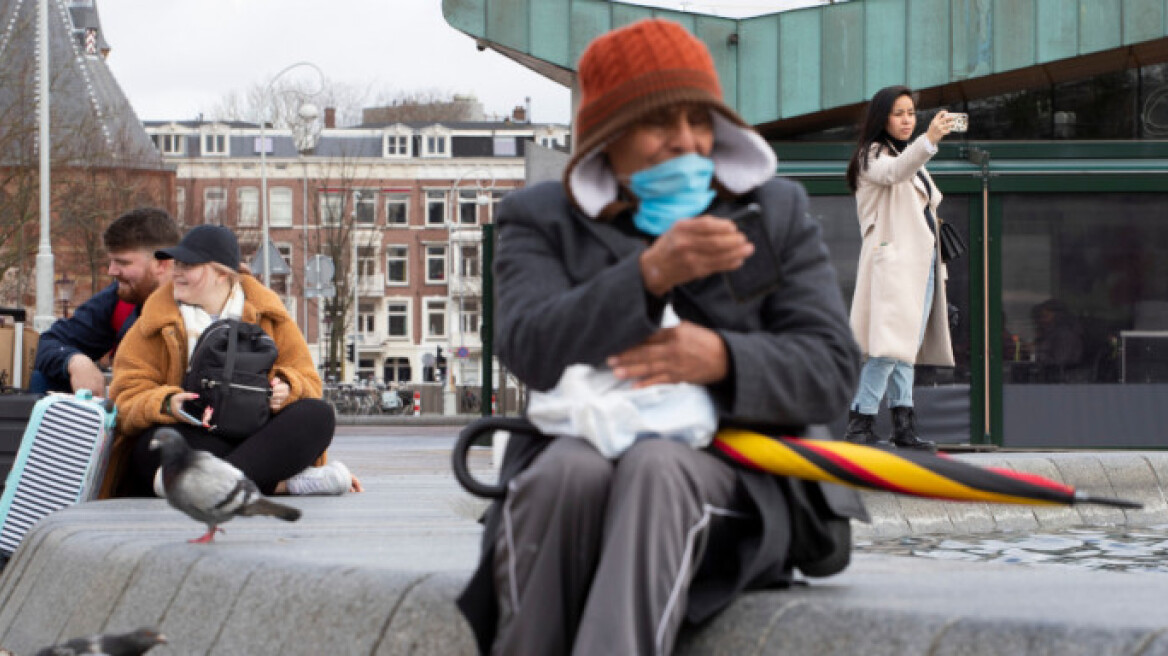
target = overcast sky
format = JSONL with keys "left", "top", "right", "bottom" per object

{"left": 97, "top": 0, "right": 825, "bottom": 126}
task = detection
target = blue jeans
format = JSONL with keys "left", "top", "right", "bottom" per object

{"left": 852, "top": 255, "right": 936, "bottom": 415}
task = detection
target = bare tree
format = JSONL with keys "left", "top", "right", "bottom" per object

{"left": 205, "top": 78, "right": 373, "bottom": 129}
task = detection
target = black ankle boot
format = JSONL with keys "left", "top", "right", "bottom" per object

{"left": 890, "top": 406, "right": 936, "bottom": 451}
{"left": 844, "top": 410, "right": 889, "bottom": 446}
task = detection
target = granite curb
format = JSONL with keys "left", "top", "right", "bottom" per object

{"left": 0, "top": 442, "right": 1166, "bottom": 654}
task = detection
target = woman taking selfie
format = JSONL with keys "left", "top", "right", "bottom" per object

{"left": 844, "top": 85, "right": 956, "bottom": 451}
{"left": 105, "top": 225, "right": 361, "bottom": 497}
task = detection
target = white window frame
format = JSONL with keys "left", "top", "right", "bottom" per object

{"left": 386, "top": 300, "right": 410, "bottom": 339}
{"left": 459, "top": 243, "right": 481, "bottom": 278}
{"left": 319, "top": 191, "right": 345, "bottom": 226}
{"left": 270, "top": 187, "right": 294, "bottom": 227}
{"left": 353, "top": 189, "right": 377, "bottom": 225}
{"left": 238, "top": 187, "right": 259, "bottom": 227}
{"left": 425, "top": 244, "right": 447, "bottom": 284}
{"left": 154, "top": 133, "right": 185, "bottom": 156}
{"left": 385, "top": 195, "right": 409, "bottom": 227}
{"left": 425, "top": 298, "right": 447, "bottom": 339}
{"left": 175, "top": 187, "right": 186, "bottom": 223}
{"left": 358, "top": 302, "right": 376, "bottom": 336}
{"left": 420, "top": 126, "right": 451, "bottom": 158}
{"left": 461, "top": 298, "right": 481, "bottom": 335}
{"left": 386, "top": 245, "right": 409, "bottom": 286}
{"left": 201, "top": 129, "right": 229, "bottom": 157}
{"left": 425, "top": 191, "right": 447, "bottom": 226}
{"left": 204, "top": 187, "right": 227, "bottom": 224}
{"left": 458, "top": 190, "right": 479, "bottom": 225}
{"left": 383, "top": 126, "right": 412, "bottom": 158}
{"left": 357, "top": 245, "right": 377, "bottom": 279}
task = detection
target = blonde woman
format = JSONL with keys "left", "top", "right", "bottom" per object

{"left": 106, "top": 225, "right": 362, "bottom": 498}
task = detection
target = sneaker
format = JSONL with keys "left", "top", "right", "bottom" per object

{"left": 153, "top": 468, "right": 165, "bottom": 498}
{"left": 286, "top": 461, "right": 352, "bottom": 496}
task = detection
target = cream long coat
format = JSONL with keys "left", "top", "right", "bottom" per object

{"left": 849, "top": 136, "right": 955, "bottom": 366}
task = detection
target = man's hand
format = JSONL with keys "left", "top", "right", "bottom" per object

{"left": 67, "top": 354, "right": 107, "bottom": 396}
{"left": 607, "top": 321, "right": 729, "bottom": 389}
{"left": 640, "top": 216, "right": 753, "bottom": 296}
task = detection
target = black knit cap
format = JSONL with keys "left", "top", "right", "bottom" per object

{"left": 155, "top": 225, "right": 240, "bottom": 270}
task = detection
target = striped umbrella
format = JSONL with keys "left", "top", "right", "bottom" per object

{"left": 714, "top": 429, "right": 1140, "bottom": 509}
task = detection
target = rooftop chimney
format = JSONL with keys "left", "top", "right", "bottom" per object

{"left": 324, "top": 107, "right": 337, "bottom": 129}
{"left": 512, "top": 105, "right": 527, "bottom": 123}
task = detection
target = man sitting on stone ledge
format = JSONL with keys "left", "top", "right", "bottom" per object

{"left": 32, "top": 207, "right": 181, "bottom": 396}
{"left": 456, "top": 18, "right": 867, "bottom": 656}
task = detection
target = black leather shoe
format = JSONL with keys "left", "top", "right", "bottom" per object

{"left": 844, "top": 410, "right": 889, "bottom": 446}
{"left": 890, "top": 406, "right": 936, "bottom": 452}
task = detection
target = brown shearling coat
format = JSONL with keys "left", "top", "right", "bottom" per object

{"left": 100, "top": 275, "right": 324, "bottom": 498}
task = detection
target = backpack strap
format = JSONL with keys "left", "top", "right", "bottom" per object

{"left": 223, "top": 320, "right": 241, "bottom": 386}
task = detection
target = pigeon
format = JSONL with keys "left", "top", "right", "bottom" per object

{"left": 149, "top": 428, "right": 301, "bottom": 543}
{"left": 33, "top": 627, "right": 166, "bottom": 655}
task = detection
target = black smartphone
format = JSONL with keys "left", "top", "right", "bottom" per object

{"left": 723, "top": 203, "right": 782, "bottom": 303}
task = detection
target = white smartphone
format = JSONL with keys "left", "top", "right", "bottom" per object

{"left": 950, "top": 113, "right": 969, "bottom": 133}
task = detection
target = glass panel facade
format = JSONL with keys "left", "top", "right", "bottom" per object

{"left": 1001, "top": 193, "right": 1168, "bottom": 386}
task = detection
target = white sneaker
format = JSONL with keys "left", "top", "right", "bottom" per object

{"left": 285, "top": 461, "right": 352, "bottom": 496}
{"left": 153, "top": 468, "right": 165, "bottom": 498}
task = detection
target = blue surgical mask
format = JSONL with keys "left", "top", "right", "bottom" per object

{"left": 628, "top": 153, "right": 717, "bottom": 236}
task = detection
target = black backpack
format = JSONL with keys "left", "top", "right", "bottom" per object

{"left": 182, "top": 319, "right": 278, "bottom": 440}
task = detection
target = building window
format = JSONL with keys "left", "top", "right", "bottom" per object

{"left": 458, "top": 190, "right": 479, "bottom": 224}
{"left": 461, "top": 298, "right": 480, "bottom": 335}
{"left": 489, "top": 190, "right": 507, "bottom": 223}
{"left": 353, "top": 190, "right": 376, "bottom": 224}
{"left": 358, "top": 302, "right": 375, "bottom": 335}
{"left": 384, "top": 356, "right": 411, "bottom": 383}
{"left": 425, "top": 245, "right": 447, "bottom": 284}
{"left": 357, "top": 246, "right": 377, "bottom": 279}
{"left": 423, "top": 134, "right": 449, "bottom": 157}
{"left": 319, "top": 191, "right": 344, "bottom": 226}
{"left": 460, "top": 244, "right": 480, "bottom": 278}
{"left": 238, "top": 187, "right": 259, "bottom": 227}
{"left": 204, "top": 188, "right": 227, "bottom": 224}
{"left": 202, "top": 133, "right": 228, "bottom": 156}
{"left": 385, "top": 195, "right": 409, "bottom": 227}
{"left": 386, "top": 301, "right": 409, "bottom": 338}
{"left": 426, "top": 191, "right": 446, "bottom": 226}
{"left": 270, "top": 187, "right": 294, "bottom": 227}
{"left": 384, "top": 134, "right": 410, "bottom": 158}
{"left": 175, "top": 187, "right": 186, "bottom": 223}
{"left": 493, "top": 136, "right": 517, "bottom": 156}
{"left": 153, "top": 133, "right": 184, "bottom": 156}
{"left": 426, "top": 299, "right": 447, "bottom": 338}
{"left": 386, "top": 246, "right": 408, "bottom": 285}
{"left": 270, "top": 243, "right": 293, "bottom": 296}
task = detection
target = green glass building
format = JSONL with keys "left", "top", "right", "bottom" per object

{"left": 445, "top": 0, "right": 1168, "bottom": 448}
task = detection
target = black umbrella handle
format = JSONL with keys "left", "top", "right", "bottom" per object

{"left": 1073, "top": 492, "right": 1143, "bottom": 509}
{"left": 451, "top": 424, "right": 508, "bottom": 499}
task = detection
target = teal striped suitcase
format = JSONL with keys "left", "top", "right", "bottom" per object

{"left": 0, "top": 390, "right": 115, "bottom": 557}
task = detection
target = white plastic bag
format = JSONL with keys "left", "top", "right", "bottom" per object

{"left": 527, "top": 306, "right": 718, "bottom": 459}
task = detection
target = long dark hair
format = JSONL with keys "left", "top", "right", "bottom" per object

{"left": 845, "top": 85, "right": 914, "bottom": 192}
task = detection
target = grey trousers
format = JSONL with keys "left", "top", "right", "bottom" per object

{"left": 492, "top": 437, "right": 747, "bottom": 656}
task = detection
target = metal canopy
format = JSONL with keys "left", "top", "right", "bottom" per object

{"left": 442, "top": 0, "right": 1168, "bottom": 135}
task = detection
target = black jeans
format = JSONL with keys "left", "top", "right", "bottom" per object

{"left": 120, "top": 398, "right": 335, "bottom": 497}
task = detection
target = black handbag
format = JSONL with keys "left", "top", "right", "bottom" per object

{"left": 182, "top": 319, "right": 277, "bottom": 440}
{"left": 939, "top": 221, "right": 967, "bottom": 263}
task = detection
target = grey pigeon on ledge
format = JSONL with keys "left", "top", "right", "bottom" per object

{"left": 149, "top": 428, "right": 301, "bottom": 543}
{"left": 33, "top": 627, "right": 166, "bottom": 655}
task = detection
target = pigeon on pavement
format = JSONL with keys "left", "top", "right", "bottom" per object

{"left": 149, "top": 428, "right": 301, "bottom": 543}
{"left": 33, "top": 627, "right": 166, "bottom": 655}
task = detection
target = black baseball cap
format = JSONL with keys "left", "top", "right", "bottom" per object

{"left": 156, "top": 225, "right": 240, "bottom": 270}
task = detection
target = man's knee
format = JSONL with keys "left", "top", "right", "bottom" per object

{"left": 523, "top": 438, "right": 612, "bottom": 501}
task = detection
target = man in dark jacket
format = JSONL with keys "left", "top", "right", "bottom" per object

{"left": 457, "top": 18, "right": 864, "bottom": 656}
{"left": 31, "top": 208, "right": 180, "bottom": 394}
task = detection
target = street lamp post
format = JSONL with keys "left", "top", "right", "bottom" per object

{"left": 259, "top": 62, "right": 324, "bottom": 288}
{"left": 445, "top": 168, "right": 495, "bottom": 415}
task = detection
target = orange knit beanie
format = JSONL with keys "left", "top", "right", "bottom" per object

{"left": 570, "top": 18, "right": 743, "bottom": 163}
